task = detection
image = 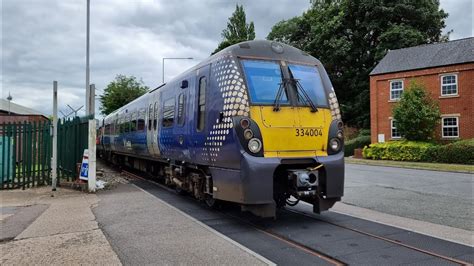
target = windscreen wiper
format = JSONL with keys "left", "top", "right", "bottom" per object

{"left": 293, "top": 78, "right": 318, "bottom": 112}
{"left": 273, "top": 79, "right": 289, "bottom": 112}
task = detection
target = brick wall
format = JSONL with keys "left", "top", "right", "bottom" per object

{"left": 0, "top": 114, "right": 49, "bottom": 124}
{"left": 370, "top": 62, "right": 474, "bottom": 143}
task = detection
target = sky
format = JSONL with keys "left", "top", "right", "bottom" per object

{"left": 1, "top": 0, "right": 472, "bottom": 117}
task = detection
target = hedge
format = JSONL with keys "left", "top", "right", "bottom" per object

{"left": 363, "top": 139, "right": 474, "bottom": 165}
{"left": 424, "top": 140, "right": 474, "bottom": 165}
{"left": 344, "top": 135, "right": 371, "bottom": 156}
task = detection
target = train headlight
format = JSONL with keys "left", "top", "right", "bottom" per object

{"left": 248, "top": 138, "right": 262, "bottom": 153}
{"left": 243, "top": 129, "right": 254, "bottom": 140}
{"left": 240, "top": 118, "right": 250, "bottom": 129}
{"left": 337, "top": 130, "right": 343, "bottom": 139}
{"left": 329, "top": 138, "right": 340, "bottom": 151}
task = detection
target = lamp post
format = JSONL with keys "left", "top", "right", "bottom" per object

{"left": 85, "top": 0, "right": 90, "bottom": 115}
{"left": 6, "top": 92, "right": 12, "bottom": 115}
{"left": 162, "top": 57, "right": 193, "bottom": 84}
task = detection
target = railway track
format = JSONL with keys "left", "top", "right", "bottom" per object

{"left": 121, "top": 169, "right": 472, "bottom": 266}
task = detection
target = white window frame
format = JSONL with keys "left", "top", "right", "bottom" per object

{"left": 440, "top": 74, "right": 458, "bottom": 96}
{"left": 441, "top": 117, "right": 459, "bottom": 138}
{"left": 390, "top": 119, "right": 401, "bottom": 139}
{"left": 390, "top": 80, "right": 404, "bottom": 100}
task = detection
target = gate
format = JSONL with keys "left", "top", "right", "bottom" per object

{"left": 0, "top": 121, "right": 52, "bottom": 189}
{"left": 57, "top": 116, "right": 90, "bottom": 181}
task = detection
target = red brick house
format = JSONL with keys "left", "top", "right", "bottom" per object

{"left": 370, "top": 37, "right": 474, "bottom": 143}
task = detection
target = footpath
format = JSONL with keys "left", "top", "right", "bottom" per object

{"left": 0, "top": 187, "right": 121, "bottom": 265}
{"left": 1, "top": 172, "right": 271, "bottom": 265}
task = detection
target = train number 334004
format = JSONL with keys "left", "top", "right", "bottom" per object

{"left": 295, "top": 128, "right": 323, "bottom": 137}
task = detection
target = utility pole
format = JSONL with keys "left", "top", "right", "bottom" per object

{"left": 52, "top": 81, "right": 58, "bottom": 191}
{"left": 85, "top": 0, "right": 90, "bottom": 115}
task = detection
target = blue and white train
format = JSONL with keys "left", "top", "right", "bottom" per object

{"left": 98, "top": 40, "right": 345, "bottom": 217}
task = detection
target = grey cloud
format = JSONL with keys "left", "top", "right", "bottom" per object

{"left": 2, "top": 0, "right": 470, "bottom": 117}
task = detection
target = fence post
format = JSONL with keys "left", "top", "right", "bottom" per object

{"left": 52, "top": 81, "right": 58, "bottom": 191}
{"left": 88, "top": 120, "right": 96, "bottom": 192}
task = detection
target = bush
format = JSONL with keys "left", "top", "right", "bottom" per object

{"left": 424, "top": 140, "right": 474, "bottom": 164}
{"left": 363, "top": 141, "right": 435, "bottom": 161}
{"left": 363, "top": 139, "right": 474, "bottom": 165}
{"left": 358, "top": 129, "right": 371, "bottom": 137}
{"left": 344, "top": 135, "right": 371, "bottom": 156}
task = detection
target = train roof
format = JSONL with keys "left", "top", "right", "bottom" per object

{"left": 210, "top": 40, "right": 321, "bottom": 66}
{"left": 104, "top": 40, "right": 322, "bottom": 121}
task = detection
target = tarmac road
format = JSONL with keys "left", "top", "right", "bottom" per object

{"left": 343, "top": 163, "right": 473, "bottom": 231}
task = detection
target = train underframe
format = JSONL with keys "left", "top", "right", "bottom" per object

{"left": 100, "top": 150, "right": 344, "bottom": 218}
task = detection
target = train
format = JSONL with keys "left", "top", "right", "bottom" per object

{"left": 97, "top": 40, "right": 344, "bottom": 218}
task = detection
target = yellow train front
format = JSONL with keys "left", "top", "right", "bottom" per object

{"left": 205, "top": 40, "right": 344, "bottom": 217}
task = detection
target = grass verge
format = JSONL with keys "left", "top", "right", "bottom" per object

{"left": 345, "top": 157, "right": 474, "bottom": 173}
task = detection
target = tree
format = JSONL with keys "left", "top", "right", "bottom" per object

{"left": 267, "top": 0, "right": 448, "bottom": 128}
{"left": 392, "top": 81, "right": 440, "bottom": 141}
{"left": 213, "top": 4, "right": 255, "bottom": 54}
{"left": 99, "top": 75, "right": 149, "bottom": 115}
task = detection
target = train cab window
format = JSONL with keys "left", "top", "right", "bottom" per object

{"left": 241, "top": 60, "right": 286, "bottom": 104}
{"left": 162, "top": 98, "right": 175, "bottom": 127}
{"left": 288, "top": 64, "right": 328, "bottom": 107}
{"left": 197, "top": 76, "right": 206, "bottom": 131}
{"left": 153, "top": 102, "right": 158, "bottom": 130}
{"left": 148, "top": 104, "right": 153, "bottom": 131}
{"left": 177, "top": 93, "right": 185, "bottom": 125}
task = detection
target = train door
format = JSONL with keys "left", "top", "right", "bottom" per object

{"left": 146, "top": 102, "right": 153, "bottom": 155}
{"left": 146, "top": 94, "right": 161, "bottom": 156}
{"left": 191, "top": 64, "right": 210, "bottom": 163}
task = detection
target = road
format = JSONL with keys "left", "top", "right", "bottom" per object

{"left": 343, "top": 163, "right": 473, "bottom": 231}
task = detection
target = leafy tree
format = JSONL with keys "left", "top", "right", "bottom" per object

{"left": 213, "top": 4, "right": 255, "bottom": 54}
{"left": 392, "top": 81, "right": 440, "bottom": 141}
{"left": 267, "top": 0, "right": 448, "bottom": 128}
{"left": 99, "top": 75, "right": 148, "bottom": 115}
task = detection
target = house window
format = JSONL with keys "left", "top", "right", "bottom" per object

{"left": 391, "top": 120, "right": 401, "bottom": 139}
{"left": 441, "top": 74, "right": 458, "bottom": 96}
{"left": 390, "top": 80, "right": 403, "bottom": 100}
{"left": 442, "top": 117, "right": 459, "bottom": 138}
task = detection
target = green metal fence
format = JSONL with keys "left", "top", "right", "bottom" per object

{"left": 57, "top": 116, "right": 90, "bottom": 181}
{"left": 0, "top": 121, "right": 52, "bottom": 189}
{"left": 0, "top": 116, "right": 91, "bottom": 190}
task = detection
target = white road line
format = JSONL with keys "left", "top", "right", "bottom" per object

{"left": 132, "top": 183, "right": 276, "bottom": 266}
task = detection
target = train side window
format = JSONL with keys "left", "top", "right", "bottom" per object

{"left": 197, "top": 76, "right": 206, "bottom": 131}
{"left": 131, "top": 112, "right": 137, "bottom": 132}
{"left": 125, "top": 114, "right": 131, "bottom": 133}
{"left": 148, "top": 104, "right": 153, "bottom": 131}
{"left": 177, "top": 93, "right": 185, "bottom": 125}
{"left": 162, "top": 98, "right": 175, "bottom": 127}
{"left": 153, "top": 102, "right": 158, "bottom": 130}
{"left": 137, "top": 108, "right": 145, "bottom": 131}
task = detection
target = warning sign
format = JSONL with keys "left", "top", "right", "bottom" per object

{"left": 79, "top": 149, "right": 89, "bottom": 181}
